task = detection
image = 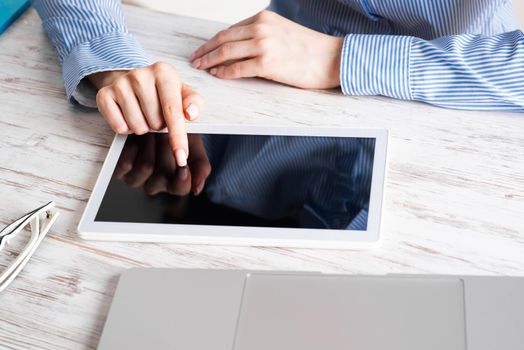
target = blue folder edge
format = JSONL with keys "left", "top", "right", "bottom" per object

{"left": 0, "top": 0, "right": 31, "bottom": 35}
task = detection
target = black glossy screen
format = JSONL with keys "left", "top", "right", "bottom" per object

{"left": 95, "top": 133, "right": 375, "bottom": 230}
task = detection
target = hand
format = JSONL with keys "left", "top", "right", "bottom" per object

{"left": 113, "top": 133, "right": 211, "bottom": 196}
{"left": 190, "top": 10, "right": 344, "bottom": 89}
{"left": 88, "top": 62, "right": 205, "bottom": 167}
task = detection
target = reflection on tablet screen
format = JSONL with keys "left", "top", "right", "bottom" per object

{"left": 95, "top": 133, "right": 375, "bottom": 231}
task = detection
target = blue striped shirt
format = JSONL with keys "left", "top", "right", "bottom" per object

{"left": 33, "top": 0, "right": 152, "bottom": 106}
{"left": 34, "top": 0, "right": 524, "bottom": 111}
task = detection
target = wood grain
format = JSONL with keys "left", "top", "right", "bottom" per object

{"left": 1, "top": 6, "right": 523, "bottom": 349}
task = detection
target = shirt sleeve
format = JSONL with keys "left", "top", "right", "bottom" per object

{"left": 32, "top": 0, "right": 153, "bottom": 107}
{"left": 340, "top": 30, "right": 524, "bottom": 112}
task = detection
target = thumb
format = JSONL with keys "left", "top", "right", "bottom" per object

{"left": 181, "top": 84, "right": 205, "bottom": 121}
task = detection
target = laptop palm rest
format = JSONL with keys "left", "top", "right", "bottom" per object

{"left": 233, "top": 274, "right": 467, "bottom": 350}
{"left": 98, "top": 268, "right": 249, "bottom": 350}
{"left": 97, "top": 268, "right": 321, "bottom": 350}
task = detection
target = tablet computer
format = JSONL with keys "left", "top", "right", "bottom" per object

{"left": 78, "top": 125, "right": 388, "bottom": 249}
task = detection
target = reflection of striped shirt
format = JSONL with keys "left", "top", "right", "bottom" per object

{"left": 202, "top": 135, "right": 375, "bottom": 230}
{"left": 34, "top": 0, "right": 524, "bottom": 111}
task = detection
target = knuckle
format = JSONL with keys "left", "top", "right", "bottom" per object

{"left": 214, "top": 67, "right": 225, "bottom": 78}
{"left": 215, "top": 30, "right": 227, "bottom": 43}
{"left": 258, "top": 55, "right": 271, "bottom": 69}
{"left": 112, "top": 80, "right": 126, "bottom": 94}
{"left": 149, "top": 120, "right": 165, "bottom": 131}
{"left": 252, "top": 24, "right": 267, "bottom": 37}
{"left": 162, "top": 103, "right": 179, "bottom": 119}
{"left": 119, "top": 160, "right": 133, "bottom": 174}
{"left": 199, "top": 56, "right": 208, "bottom": 67}
{"left": 163, "top": 103, "right": 173, "bottom": 117}
{"left": 128, "top": 76, "right": 144, "bottom": 90}
{"left": 229, "top": 65, "right": 240, "bottom": 77}
{"left": 202, "top": 162, "right": 212, "bottom": 177}
{"left": 255, "top": 11, "right": 266, "bottom": 21}
{"left": 218, "top": 44, "right": 230, "bottom": 58}
{"left": 255, "top": 38, "right": 270, "bottom": 51}
{"left": 128, "top": 68, "right": 143, "bottom": 78}
{"left": 114, "top": 124, "right": 128, "bottom": 134}
{"left": 256, "top": 10, "right": 272, "bottom": 21}
{"left": 96, "top": 87, "right": 109, "bottom": 103}
{"left": 128, "top": 69, "right": 145, "bottom": 83}
{"left": 134, "top": 127, "right": 149, "bottom": 135}
{"left": 137, "top": 162, "right": 154, "bottom": 176}
{"left": 152, "top": 61, "right": 172, "bottom": 74}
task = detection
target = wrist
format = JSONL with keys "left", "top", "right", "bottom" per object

{"left": 88, "top": 70, "right": 128, "bottom": 89}
{"left": 327, "top": 36, "right": 343, "bottom": 88}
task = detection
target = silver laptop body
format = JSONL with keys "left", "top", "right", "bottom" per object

{"left": 97, "top": 269, "right": 524, "bottom": 350}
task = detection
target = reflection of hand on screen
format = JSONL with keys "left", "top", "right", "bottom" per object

{"left": 113, "top": 133, "right": 211, "bottom": 196}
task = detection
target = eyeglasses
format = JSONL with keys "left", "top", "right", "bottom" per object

{"left": 0, "top": 201, "right": 59, "bottom": 293}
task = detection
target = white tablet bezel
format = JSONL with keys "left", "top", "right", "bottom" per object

{"left": 78, "top": 124, "right": 389, "bottom": 249}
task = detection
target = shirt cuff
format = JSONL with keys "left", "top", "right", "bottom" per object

{"left": 340, "top": 34, "right": 413, "bottom": 100}
{"left": 62, "top": 31, "right": 153, "bottom": 107}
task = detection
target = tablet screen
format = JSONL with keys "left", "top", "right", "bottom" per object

{"left": 95, "top": 133, "right": 375, "bottom": 231}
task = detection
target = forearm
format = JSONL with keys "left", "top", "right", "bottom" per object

{"left": 32, "top": 0, "right": 151, "bottom": 105}
{"left": 340, "top": 30, "right": 524, "bottom": 112}
{"left": 409, "top": 30, "right": 524, "bottom": 111}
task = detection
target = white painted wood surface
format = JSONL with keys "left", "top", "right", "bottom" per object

{"left": 122, "top": 0, "right": 269, "bottom": 24}
{"left": 0, "top": 6, "right": 523, "bottom": 349}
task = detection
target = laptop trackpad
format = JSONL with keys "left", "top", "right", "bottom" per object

{"left": 233, "top": 274, "right": 466, "bottom": 350}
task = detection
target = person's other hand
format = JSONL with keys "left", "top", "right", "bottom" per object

{"left": 88, "top": 62, "right": 204, "bottom": 167}
{"left": 189, "top": 10, "right": 344, "bottom": 89}
{"left": 113, "top": 133, "right": 211, "bottom": 197}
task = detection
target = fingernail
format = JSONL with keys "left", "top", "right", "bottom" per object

{"left": 192, "top": 58, "right": 201, "bottom": 69}
{"left": 194, "top": 179, "right": 206, "bottom": 196}
{"left": 185, "top": 104, "right": 199, "bottom": 120}
{"left": 178, "top": 167, "right": 189, "bottom": 181}
{"left": 175, "top": 149, "right": 187, "bottom": 167}
{"left": 210, "top": 68, "right": 217, "bottom": 75}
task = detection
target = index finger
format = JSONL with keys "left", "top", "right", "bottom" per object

{"left": 154, "top": 63, "right": 188, "bottom": 167}
{"left": 191, "top": 25, "right": 252, "bottom": 62}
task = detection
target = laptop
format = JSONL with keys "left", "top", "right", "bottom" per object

{"left": 97, "top": 268, "right": 524, "bottom": 350}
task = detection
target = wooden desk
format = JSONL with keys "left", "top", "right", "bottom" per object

{"left": 1, "top": 6, "right": 523, "bottom": 349}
